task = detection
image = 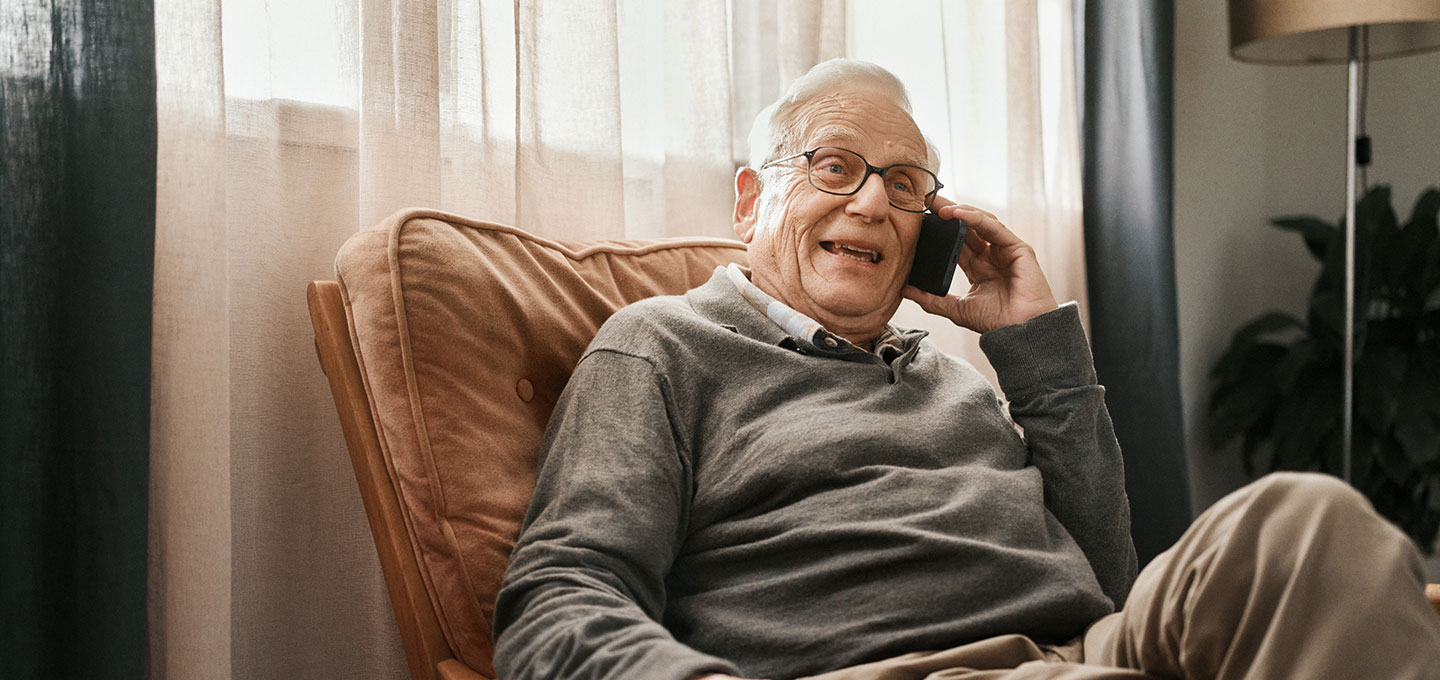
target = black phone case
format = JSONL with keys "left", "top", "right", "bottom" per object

{"left": 907, "top": 213, "right": 968, "bottom": 296}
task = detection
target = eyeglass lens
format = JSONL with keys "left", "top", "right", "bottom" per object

{"left": 807, "top": 147, "right": 936, "bottom": 211}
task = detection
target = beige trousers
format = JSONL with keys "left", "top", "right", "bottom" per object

{"left": 801, "top": 473, "right": 1440, "bottom": 680}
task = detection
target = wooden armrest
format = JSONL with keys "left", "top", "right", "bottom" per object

{"left": 436, "top": 659, "right": 487, "bottom": 680}
{"left": 1428, "top": 584, "right": 1440, "bottom": 617}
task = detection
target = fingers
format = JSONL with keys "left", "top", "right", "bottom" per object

{"left": 903, "top": 284, "right": 983, "bottom": 333}
{"left": 932, "top": 200, "right": 993, "bottom": 224}
{"left": 901, "top": 284, "right": 944, "bottom": 315}
{"left": 949, "top": 204, "right": 1024, "bottom": 249}
{"left": 928, "top": 199, "right": 985, "bottom": 265}
{"left": 901, "top": 282, "right": 930, "bottom": 299}
{"left": 928, "top": 200, "right": 1020, "bottom": 255}
{"left": 926, "top": 199, "right": 1032, "bottom": 282}
{"left": 903, "top": 283, "right": 959, "bottom": 318}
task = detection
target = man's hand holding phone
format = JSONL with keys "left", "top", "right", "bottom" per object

{"left": 903, "top": 198, "right": 1059, "bottom": 334}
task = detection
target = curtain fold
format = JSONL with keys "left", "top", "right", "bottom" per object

{"left": 149, "top": 0, "right": 230, "bottom": 676}
{"left": 2, "top": 1, "right": 156, "bottom": 677}
{"left": 1080, "top": 0, "right": 1192, "bottom": 564}
{"left": 148, "top": 1, "right": 1087, "bottom": 676}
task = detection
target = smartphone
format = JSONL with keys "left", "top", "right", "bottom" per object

{"left": 907, "top": 212, "right": 968, "bottom": 296}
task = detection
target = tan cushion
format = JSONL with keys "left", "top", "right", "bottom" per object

{"left": 336, "top": 208, "right": 747, "bottom": 676}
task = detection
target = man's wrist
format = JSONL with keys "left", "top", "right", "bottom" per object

{"left": 979, "top": 302, "right": 1097, "bottom": 398}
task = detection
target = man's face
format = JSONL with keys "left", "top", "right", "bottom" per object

{"left": 734, "top": 86, "right": 929, "bottom": 341}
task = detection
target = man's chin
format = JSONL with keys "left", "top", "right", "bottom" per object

{"left": 808, "top": 291, "right": 901, "bottom": 325}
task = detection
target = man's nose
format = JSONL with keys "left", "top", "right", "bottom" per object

{"left": 846, "top": 172, "right": 891, "bottom": 221}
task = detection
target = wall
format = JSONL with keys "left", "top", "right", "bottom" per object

{"left": 1174, "top": 0, "right": 1440, "bottom": 574}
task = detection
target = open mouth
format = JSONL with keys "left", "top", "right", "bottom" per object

{"left": 820, "top": 241, "right": 882, "bottom": 264}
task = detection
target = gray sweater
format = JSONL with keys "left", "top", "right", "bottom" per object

{"left": 494, "top": 269, "right": 1137, "bottom": 680}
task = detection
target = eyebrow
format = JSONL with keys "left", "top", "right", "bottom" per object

{"left": 809, "top": 127, "right": 929, "bottom": 168}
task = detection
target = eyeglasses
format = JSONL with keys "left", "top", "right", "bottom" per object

{"left": 761, "top": 146, "right": 942, "bottom": 213}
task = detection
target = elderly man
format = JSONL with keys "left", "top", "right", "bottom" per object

{"left": 493, "top": 60, "right": 1440, "bottom": 680}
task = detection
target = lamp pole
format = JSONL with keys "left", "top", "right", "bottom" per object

{"left": 1342, "top": 27, "right": 1357, "bottom": 483}
{"left": 1342, "top": 26, "right": 1359, "bottom": 484}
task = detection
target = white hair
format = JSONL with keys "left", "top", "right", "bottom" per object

{"left": 746, "top": 58, "right": 940, "bottom": 174}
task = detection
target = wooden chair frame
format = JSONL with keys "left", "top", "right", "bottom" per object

{"left": 309, "top": 281, "right": 483, "bottom": 680}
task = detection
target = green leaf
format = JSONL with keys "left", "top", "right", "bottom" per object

{"left": 1209, "top": 312, "right": 1301, "bottom": 371}
{"left": 1409, "top": 188, "right": 1440, "bottom": 227}
{"left": 1374, "top": 433, "right": 1415, "bottom": 483}
{"left": 1273, "top": 338, "right": 1322, "bottom": 393}
{"left": 1209, "top": 344, "right": 1286, "bottom": 448}
{"left": 1392, "top": 211, "right": 1437, "bottom": 312}
{"left": 1394, "top": 368, "right": 1440, "bottom": 467}
{"left": 1352, "top": 187, "right": 1390, "bottom": 327}
{"left": 1353, "top": 431, "right": 1378, "bottom": 487}
{"left": 1356, "top": 345, "right": 1407, "bottom": 433}
{"left": 1319, "top": 431, "right": 1344, "bottom": 477}
{"left": 1237, "top": 311, "right": 1305, "bottom": 342}
{"left": 1210, "top": 381, "right": 1277, "bottom": 449}
{"left": 1307, "top": 292, "right": 1343, "bottom": 348}
{"left": 1364, "top": 189, "right": 1403, "bottom": 304}
{"left": 1210, "top": 311, "right": 1304, "bottom": 380}
{"left": 1395, "top": 417, "right": 1440, "bottom": 467}
{"left": 1412, "top": 188, "right": 1440, "bottom": 301}
{"left": 1306, "top": 188, "right": 1395, "bottom": 351}
{"left": 1240, "top": 423, "right": 1270, "bottom": 477}
{"left": 1413, "top": 508, "right": 1440, "bottom": 555}
{"left": 1269, "top": 363, "right": 1339, "bottom": 471}
{"left": 1421, "top": 240, "right": 1440, "bottom": 310}
{"left": 1270, "top": 216, "right": 1334, "bottom": 260}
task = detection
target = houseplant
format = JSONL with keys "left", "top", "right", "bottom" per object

{"left": 1209, "top": 185, "right": 1440, "bottom": 551}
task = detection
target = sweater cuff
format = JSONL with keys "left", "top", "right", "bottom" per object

{"left": 978, "top": 302, "right": 1097, "bottom": 399}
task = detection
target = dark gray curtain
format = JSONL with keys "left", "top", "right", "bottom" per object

{"left": 1078, "top": 0, "right": 1192, "bottom": 565}
{"left": 1, "top": 2, "right": 156, "bottom": 677}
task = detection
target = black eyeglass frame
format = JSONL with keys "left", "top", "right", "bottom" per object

{"left": 760, "top": 146, "right": 943, "bottom": 214}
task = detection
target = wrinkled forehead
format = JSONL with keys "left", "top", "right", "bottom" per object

{"left": 791, "top": 89, "right": 930, "bottom": 169}
{"left": 805, "top": 126, "right": 931, "bottom": 169}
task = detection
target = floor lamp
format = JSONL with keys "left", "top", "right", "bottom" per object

{"left": 1227, "top": 1, "right": 1440, "bottom": 484}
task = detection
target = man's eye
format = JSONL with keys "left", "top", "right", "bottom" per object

{"left": 819, "top": 161, "right": 847, "bottom": 174}
{"left": 891, "top": 179, "right": 913, "bottom": 193}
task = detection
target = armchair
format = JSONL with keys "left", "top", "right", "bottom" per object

{"left": 308, "top": 208, "right": 1440, "bottom": 680}
{"left": 307, "top": 208, "right": 747, "bottom": 679}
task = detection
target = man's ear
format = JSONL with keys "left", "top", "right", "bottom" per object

{"left": 733, "top": 167, "right": 761, "bottom": 243}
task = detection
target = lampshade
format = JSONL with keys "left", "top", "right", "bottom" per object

{"left": 1229, "top": 0, "right": 1440, "bottom": 64}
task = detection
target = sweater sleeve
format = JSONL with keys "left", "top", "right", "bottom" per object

{"left": 978, "top": 302, "right": 1139, "bottom": 608}
{"left": 493, "top": 349, "right": 741, "bottom": 680}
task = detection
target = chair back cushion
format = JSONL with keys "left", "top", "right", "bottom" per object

{"left": 335, "top": 208, "right": 747, "bottom": 676}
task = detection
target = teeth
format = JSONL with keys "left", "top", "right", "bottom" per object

{"left": 839, "top": 245, "right": 878, "bottom": 263}
{"left": 822, "top": 241, "right": 881, "bottom": 263}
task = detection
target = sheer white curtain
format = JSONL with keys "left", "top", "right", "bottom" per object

{"left": 149, "top": 0, "right": 1082, "bottom": 677}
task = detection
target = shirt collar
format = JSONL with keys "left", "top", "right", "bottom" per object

{"left": 723, "top": 263, "right": 911, "bottom": 359}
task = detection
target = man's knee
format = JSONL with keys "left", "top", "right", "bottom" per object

{"left": 1233, "top": 472, "right": 1405, "bottom": 546}
{"left": 1198, "top": 472, "right": 1381, "bottom": 545}
{"left": 1247, "top": 471, "right": 1367, "bottom": 509}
